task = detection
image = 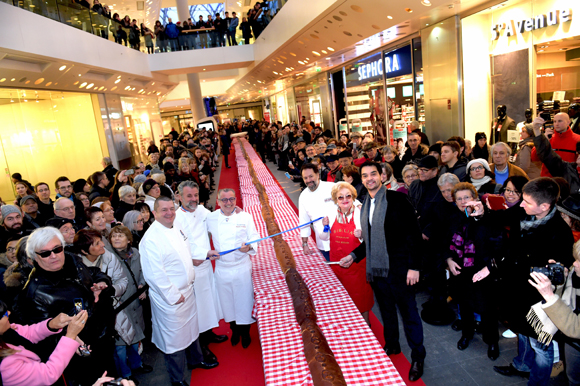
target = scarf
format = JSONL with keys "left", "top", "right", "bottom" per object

{"left": 520, "top": 206, "right": 557, "bottom": 232}
{"left": 526, "top": 267, "right": 580, "bottom": 348}
{"left": 361, "top": 186, "right": 389, "bottom": 282}
{"left": 471, "top": 176, "right": 492, "bottom": 191}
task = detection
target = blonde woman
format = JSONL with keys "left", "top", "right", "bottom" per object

{"left": 320, "top": 182, "right": 374, "bottom": 324}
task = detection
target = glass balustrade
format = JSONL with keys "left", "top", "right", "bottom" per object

{"left": 4, "top": 0, "right": 289, "bottom": 53}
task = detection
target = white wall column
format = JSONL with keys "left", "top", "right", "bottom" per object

{"left": 175, "top": 0, "right": 189, "bottom": 23}
{"left": 187, "top": 73, "right": 206, "bottom": 124}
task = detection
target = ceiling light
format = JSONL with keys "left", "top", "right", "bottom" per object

{"left": 321, "top": 50, "right": 327, "bottom": 54}
{"left": 312, "top": 51, "right": 320, "bottom": 56}
{"left": 115, "top": 79, "right": 121, "bottom": 84}
{"left": 87, "top": 83, "right": 94, "bottom": 89}
{"left": 387, "top": 15, "right": 393, "bottom": 19}
{"left": 78, "top": 74, "right": 82, "bottom": 76}
{"left": 299, "top": 61, "right": 305, "bottom": 65}
{"left": 538, "top": 49, "right": 545, "bottom": 52}
{"left": 421, "top": 0, "right": 431, "bottom": 6}
{"left": 426, "top": 23, "right": 429, "bottom": 26}
{"left": 559, "top": 48, "right": 568, "bottom": 51}
{"left": 405, "top": 8, "right": 413, "bottom": 12}
{"left": 59, "top": 65, "right": 67, "bottom": 71}
{"left": 326, "top": 57, "right": 331, "bottom": 60}
{"left": 80, "top": 82, "right": 87, "bottom": 88}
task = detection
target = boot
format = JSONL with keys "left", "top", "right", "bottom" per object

{"left": 240, "top": 324, "right": 251, "bottom": 348}
{"left": 230, "top": 322, "right": 240, "bottom": 346}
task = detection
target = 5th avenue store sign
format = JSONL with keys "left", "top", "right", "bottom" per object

{"left": 491, "top": 9, "right": 572, "bottom": 40}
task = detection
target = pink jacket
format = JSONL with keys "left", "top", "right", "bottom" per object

{"left": 0, "top": 320, "right": 80, "bottom": 386}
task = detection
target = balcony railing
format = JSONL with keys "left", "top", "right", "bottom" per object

{"left": 2, "top": 0, "right": 288, "bottom": 54}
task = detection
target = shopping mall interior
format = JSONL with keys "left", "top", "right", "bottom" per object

{"left": 1, "top": 0, "right": 579, "bottom": 385}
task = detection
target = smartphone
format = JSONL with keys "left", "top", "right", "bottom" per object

{"left": 73, "top": 298, "right": 84, "bottom": 315}
{"left": 353, "top": 142, "right": 357, "bottom": 151}
{"left": 540, "top": 111, "right": 554, "bottom": 138}
{"left": 487, "top": 194, "right": 507, "bottom": 211}
{"left": 124, "top": 169, "right": 135, "bottom": 176}
{"left": 285, "top": 172, "right": 292, "bottom": 179}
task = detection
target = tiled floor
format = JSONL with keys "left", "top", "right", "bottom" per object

{"left": 134, "top": 156, "right": 571, "bottom": 386}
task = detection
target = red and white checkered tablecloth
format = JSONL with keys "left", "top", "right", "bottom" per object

{"left": 234, "top": 139, "right": 405, "bottom": 386}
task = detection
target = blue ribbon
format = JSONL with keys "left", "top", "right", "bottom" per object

{"left": 211, "top": 216, "right": 324, "bottom": 257}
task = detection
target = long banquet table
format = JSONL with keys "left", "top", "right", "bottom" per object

{"left": 234, "top": 138, "right": 405, "bottom": 386}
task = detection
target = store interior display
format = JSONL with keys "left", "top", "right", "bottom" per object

{"left": 490, "top": 105, "right": 516, "bottom": 145}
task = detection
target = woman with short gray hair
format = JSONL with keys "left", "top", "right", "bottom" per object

{"left": 123, "top": 210, "right": 145, "bottom": 248}
{"left": 115, "top": 185, "right": 137, "bottom": 222}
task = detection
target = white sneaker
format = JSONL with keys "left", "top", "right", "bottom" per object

{"left": 502, "top": 329, "right": 516, "bottom": 338}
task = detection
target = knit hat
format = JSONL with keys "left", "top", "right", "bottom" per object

{"left": 327, "top": 143, "right": 337, "bottom": 150}
{"left": 142, "top": 179, "right": 158, "bottom": 195}
{"left": 475, "top": 132, "right": 487, "bottom": 141}
{"left": 19, "top": 195, "right": 37, "bottom": 207}
{"left": 294, "top": 137, "right": 305, "bottom": 144}
{"left": 1, "top": 205, "right": 21, "bottom": 225}
{"left": 45, "top": 216, "right": 74, "bottom": 230}
{"left": 150, "top": 168, "right": 164, "bottom": 175}
{"left": 467, "top": 158, "right": 491, "bottom": 173}
{"left": 143, "top": 170, "right": 151, "bottom": 177}
{"left": 556, "top": 194, "right": 580, "bottom": 222}
{"left": 418, "top": 156, "right": 438, "bottom": 170}
{"left": 134, "top": 174, "right": 147, "bottom": 183}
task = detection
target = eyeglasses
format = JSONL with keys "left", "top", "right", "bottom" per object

{"left": 133, "top": 219, "right": 144, "bottom": 224}
{"left": 219, "top": 197, "right": 236, "bottom": 203}
{"left": 471, "top": 166, "right": 484, "bottom": 172}
{"left": 57, "top": 206, "right": 75, "bottom": 212}
{"left": 35, "top": 245, "right": 64, "bottom": 258}
{"left": 418, "top": 168, "right": 432, "bottom": 173}
{"left": 505, "top": 188, "right": 520, "bottom": 195}
{"left": 59, "top": 185, "right": 72, "bottom": 191}
{"left": 403, "top": 174, "right": 418, "bottom": 180}
{"left": 337, "top": 194, "right": 352, "bottom": 201}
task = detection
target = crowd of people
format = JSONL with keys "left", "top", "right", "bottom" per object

{"left": 75, "top": 0, "right": 274, "bottom": 52}
{"left": 1, "top": 106, "right": 580, "bottom": 385}
{"left": 245, "top": 109, "right": 580, "bottom": 384}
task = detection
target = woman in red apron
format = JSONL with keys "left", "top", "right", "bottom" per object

{"left": 320, "top": 182, "right": 374, "bottom": 325}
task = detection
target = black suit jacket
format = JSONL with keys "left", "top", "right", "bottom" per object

{"left": 350, "top": 190, "right": 422, "bottom": 280}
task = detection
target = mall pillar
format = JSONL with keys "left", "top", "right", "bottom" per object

{"left": 187, "top": 73, "right": 206, "bottom": 125}
{"left": 175, "top": 0, "right": 189, "bottom": 23}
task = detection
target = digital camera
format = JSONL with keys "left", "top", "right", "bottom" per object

{"left": 530, "top": 263, "right": 565, "bottom": 286}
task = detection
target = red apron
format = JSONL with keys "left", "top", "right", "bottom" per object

{"left": 329, "top": 213, "right": 374, "bottom": 313}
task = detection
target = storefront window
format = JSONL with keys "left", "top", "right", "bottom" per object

{"left": 344, "top": 52, "right": 385, "bottom": 141}
{"left": 121, "top": 96, "right": 162, "bottom": 164}
{"left": 294, "top": 79, "right": 324, "bottom": 129}
{"left": 384, "top": 45, "right": 414, "bottom": 146}
{"left": 413, "top": 38, "right": 425, "bottom": 131}
{"left": 0, "top": 89, "right": 105, "bottom": 201}
{"left": 462, "top": 0, "right": 580, "bottom": 145}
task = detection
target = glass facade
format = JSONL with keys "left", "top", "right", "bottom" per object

{"left": 0, "top": 89, "right": 106, "bottom": 201}
{"left": 338, "top": 40, "right": 422, "bottom": 145}
{"left": 121, "top": 96, "right": 163, "bottom": 165}
{"left": 461, "top": 0, "right": 580, "bottom": 145}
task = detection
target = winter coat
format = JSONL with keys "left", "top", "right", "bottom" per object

{"left": 88, "top": 185, "right": 110, "bottom": 202}
{"left": 2, "top": 262, "right": 32, "bottom": 310}
{"left": 0, "top": 320, "right": 79, "bottom": 386}
{"left": 115, "top": 200, "right": 135, "bottom": 223}
{"left": 489, "top": 206, "right": 574, "bottom": 338}
{"left": 533, "top": 134, "right": 580, "bottom": 194}
{"left": 514, "top": 137, "right": 541, "bottom": 180}
{"left": 165, "top": 22, "right": 179, "bottom": 38}
{"left": 531, "top": 127, "right": 580, "bottom": 177}
{"left": 489, "top": 162, "right": 529, "bottom": 181}
{"left": 110, "top": 247, "right": 146, "bottom": 345}
{"left": 401, "top": 145, "right": 428, "bottom": 165}
{"left": 12, "top": 253, "right": 113, "bottom": 347}
{"left": 440, "top": 157, "right": 468, "bottom": 182}
{"left": 408, "top": 176, "right": 445, "bottom": 237}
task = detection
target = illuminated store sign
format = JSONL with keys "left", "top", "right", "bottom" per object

{"left": 356, "top": 46, "right": 412, "bottom": 81}
{"left": 491, "top": 9, "right": 572, "bottom": 40}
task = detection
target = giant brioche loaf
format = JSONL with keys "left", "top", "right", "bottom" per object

{"left": 238, "top": 140, "right": 346, "bottom": 386}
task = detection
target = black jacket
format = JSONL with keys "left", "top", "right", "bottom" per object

{"left": 408, "top": 176, "right": 444, "bottom": 236}
{"left": 89, "top": 185, "right": 110, "bottom": 202}
{"left": 115, "top": 200, "right": 135, "bottom": 222}
{"left": 388, "top": 157, "right": 405, "bottom": 181}
{"left": 490, "top": 206, "right": 574, "bottom": 337}
{"left": 350, "top": 190, "right": 422, "bottom": 280}
{"left": 533, "top": 134, "right": 580, "bottom": 194}
{"left": 440, "top": 157, "right": 468, "bottom": 181}
{"left": 401, "top": 146, "right": 428, "bottom": 165}
{"left": 103, "top": 164, "right": 118, "bottom": 190}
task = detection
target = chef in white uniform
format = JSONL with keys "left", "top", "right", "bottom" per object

{"left": 140, "top": 196, "right": 217, "bottom": 386}
{"left": 207, "top": 188, "right": 259, "bottom": 348}
{"left": 174, "top": 181, "right": 227, "bottom": 362}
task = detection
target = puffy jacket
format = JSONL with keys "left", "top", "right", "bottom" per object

{"left": 88, "top": 185, "right": 110, "bottom": 202}
{"left": 165, "top": 22, "right": 179, "bottom": 38}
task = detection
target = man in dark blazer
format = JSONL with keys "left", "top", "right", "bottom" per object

{"left": 339, "top": 160, "right": 426, "bottom": 382}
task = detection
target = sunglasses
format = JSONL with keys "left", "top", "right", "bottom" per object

{"left": 35, "top": 245, "right": 64, "bottom": 258}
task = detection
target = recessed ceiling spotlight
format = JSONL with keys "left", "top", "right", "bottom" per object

{"left": 312, "top": 51, "right": 320, "bottom": 56}
{"left": 559, "top": 48, "right": 568, "bottom": 51}
{"left": 78, "top": 74, "right": 82, "bottom": 76}
{"left": 387, "top": 15, "right": 393, "bottom": 19}
{"left": 59, "top": 65, "right": 67, "bottom": 71}
{"left": 421, "top": 0, "right": 431, "bottom": 6}
{"left": 87, "top": 83, "right": 94, "bottom": 89}
{"left": 115, "top": 79, "right": 121, "bottom": 84}
{"left": 405, "top": 8, "right": 413, "bottom": 13}
{"left": 80, "top": 82, "right": 87, "bottom": 88}
{"left": 538, "top": 49, "right": 545, "bottom": 52}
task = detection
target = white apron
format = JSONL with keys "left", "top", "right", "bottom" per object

{"left": 174, "top": 205, "right": 223, "bottom": 332}
{"left": 140, "top": 221, "right": 199, "bottom": 354}
{"left": 207, "top": 211, "right": 259, "bottom": 325}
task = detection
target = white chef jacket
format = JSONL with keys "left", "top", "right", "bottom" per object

{"left": 140, "top": 220, "right": 198, "bottom": 354}
{"left": 174, "top": 205, "right": 223, "bottom": 333}
{"left": 298, "top": 181, "right": 336, "bottom": 251}
{"left": 206, "top": 210, "right": 259, "bottom": 325}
